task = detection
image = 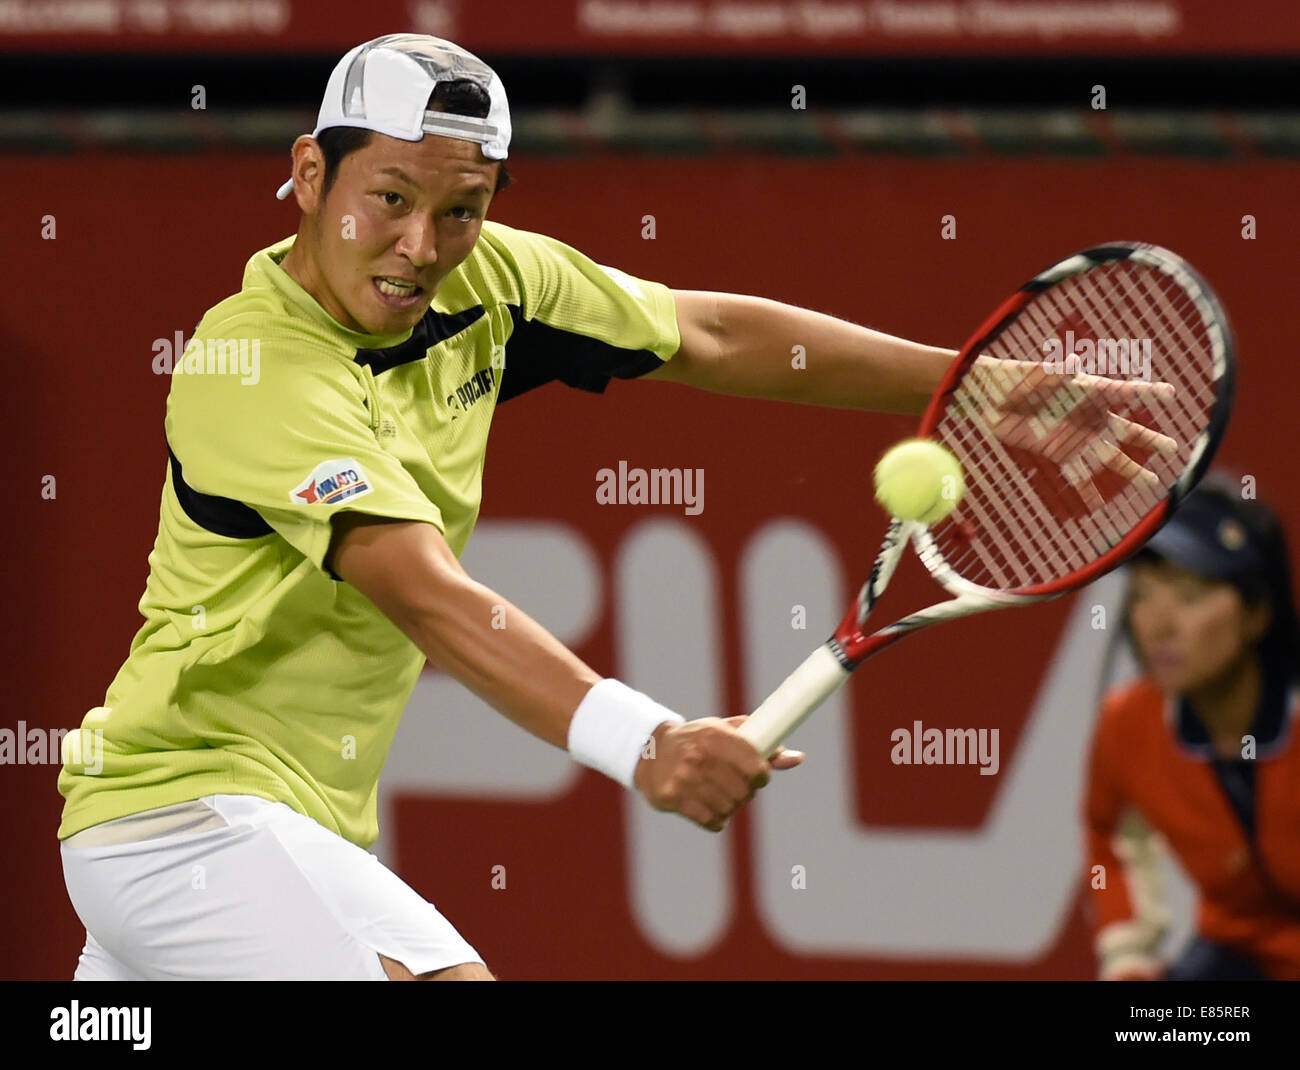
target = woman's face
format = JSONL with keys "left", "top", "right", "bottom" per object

{"left": 1126, "top": 559, "right": 1269, "bottom": 693}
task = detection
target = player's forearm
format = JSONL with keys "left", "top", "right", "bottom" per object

{"left": 671, "top": 290, "right": 955, "bottom": 415}
{"left": 408, "top": 570, "right": 601, "bottom": 749}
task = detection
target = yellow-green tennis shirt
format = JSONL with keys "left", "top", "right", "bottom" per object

{"left": 58, "top": 220, "right": 681, "bottom": 850}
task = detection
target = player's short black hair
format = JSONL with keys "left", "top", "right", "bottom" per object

{"left": 315, "top": 79, "right": 511, "bottom": 199}
{"left": 1122, "top": 477, "right": 1300, "bottom": 684}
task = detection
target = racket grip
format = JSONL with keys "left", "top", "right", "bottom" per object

{"left": 737, "top": 644, "right": 851, "bottom": 758}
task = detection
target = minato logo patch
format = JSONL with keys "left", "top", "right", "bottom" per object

{"left": 290, "top": 459, "right": 373, "bottom": 506}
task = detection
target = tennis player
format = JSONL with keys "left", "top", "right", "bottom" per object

{"left": 58, "top": 33, "right": 1169, "bottom": 981}
{"left": 1085, "top": 481, "right": 1300, "bottom": 980}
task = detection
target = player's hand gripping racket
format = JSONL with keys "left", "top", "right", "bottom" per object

{"left": 739, "top": 242, "right": 1236, "bottom": 758}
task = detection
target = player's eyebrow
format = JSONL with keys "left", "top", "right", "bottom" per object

{"left": 377, "top": 166, "right": 420, "bottom": 187}
{"left": 376, "top": 167, "right": 491, "bottom": 198}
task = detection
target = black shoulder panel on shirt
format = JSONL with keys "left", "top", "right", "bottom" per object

{"left": 497, "top": 305, "right": 666, "bottom": 404}
{"left": 354, "top": 306, "right": 486, "bottom": 375}
{"left": 168, "top": 443, "right": 273, "bottom": 539}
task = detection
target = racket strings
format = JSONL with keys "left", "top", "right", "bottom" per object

{"left": 943, "top": 376, "right": 1094, "bottom": 576}
{"left": 1078, "top": 266, "right": 1213, "bottom": 418}
{"left": 1018, "top": 282, "right": 1182, "bottom": 519}
{"left": 929, "top": 256, "right": 1221, "bottom": 592}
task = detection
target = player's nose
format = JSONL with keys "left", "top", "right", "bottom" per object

{"left": 395, "top": 214, "right": 439, "bottom": 268}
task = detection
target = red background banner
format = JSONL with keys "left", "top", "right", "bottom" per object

{"left": 7, "top": 149, "right": 1298, "bottom": 978}
{"left": 2, "top": 0, "right": 1300, "bottom": 55}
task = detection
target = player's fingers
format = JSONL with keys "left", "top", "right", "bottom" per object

{"left": 717, "top": 717, "right": 764, "bottom": 785}
{"left": 1094, "top": 438, "right": 1162, "bottom": 490}
{"left": 1035, "top": 412, "right": 1095, "bottom": 464}
{"left": 1107, "top": 413, "right": 1179, "bottom": 455}
{"left": 719, "top": 719, "right": 804, "bottom": 777}
{"left": 706, "top": 720, "right": 779, "bottom": 785}
{"left": 996, "top": 361, "right": 1054, "bottom": 410}
{"left": 693, "top": 778, "right": 739, "bottom": 817}
{"left": 1096, "top": 373, "right": 1176, "bottom": 404}
{"left": 720, "top": 714, "right": 760, "bottom": 751}
{"left": 1078, "top": 476, "right": 1106, "bottom": 512}
{"left": 706, "top": 760, "right": 761, "bottom": 801}
{"left": 1019, "top": 400, "right": 1105, "bottom": 465}
{"left": 990, "top": 411, "right": 1044, "bottom": 451}
{"left": 679, "top": 797, "right": 727, "bottom": 833}
{"left": 1071, "top": 372, "right": 1175, "bottom": 408}
{"left": 1062, "top": 457, "right": 1106, "bottom": 512}
{"left": 1132, "top": 380, "right": 1177, "bottom": 411}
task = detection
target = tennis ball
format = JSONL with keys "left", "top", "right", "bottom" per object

{"left": 873, "top": 438, "right": 965, "bottom": 525}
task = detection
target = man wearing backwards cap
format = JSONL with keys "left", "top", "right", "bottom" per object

{"left": 56, "top": 33, "right": 1170, "bottom": 981}
{"left": 1084, "top": 480, "right": 1300, "bottom": 981}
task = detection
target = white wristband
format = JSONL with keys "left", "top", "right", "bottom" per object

{"left": 567, "top": 679, "right": 684, "bottom": 789}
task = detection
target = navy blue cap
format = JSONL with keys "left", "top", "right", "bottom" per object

{"left": 1146, "top": 492, "right": 1267, "bottom": 582}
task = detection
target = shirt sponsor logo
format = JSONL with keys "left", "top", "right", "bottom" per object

{"left": 290, "top": 459, "right": 373, "bottom": 506}
{"left": 446, "top": 365, "right": 497, "bottom": 418}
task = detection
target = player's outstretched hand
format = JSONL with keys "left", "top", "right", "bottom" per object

{"left": 634, "top": 715, "right": 804, "bottom": 832}
{"left": 960, "top": 355, "right": 1178, "bottom": 512}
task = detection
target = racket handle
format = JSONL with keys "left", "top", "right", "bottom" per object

{"left": 737, "top": 644, "right": 851, "bottom": 758}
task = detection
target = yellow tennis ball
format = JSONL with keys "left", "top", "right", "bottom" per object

{"left": 873, "top": 439, "right": 965, "bottom": 525}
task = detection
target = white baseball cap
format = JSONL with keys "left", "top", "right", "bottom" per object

{"left": 275, "top": 33, "right": 511, "bottom": 200}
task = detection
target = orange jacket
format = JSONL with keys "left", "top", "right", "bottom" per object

{"left": 1083, "top": 676, "right": 1300, "bottom": 980}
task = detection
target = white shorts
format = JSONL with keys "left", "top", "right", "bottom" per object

{"left": 60, "top": 793, "right": 484, "bottom": 981}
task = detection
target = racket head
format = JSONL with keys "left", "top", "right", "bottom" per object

{"left": 914, "top": 242, "right": 1235, "bottom": 601}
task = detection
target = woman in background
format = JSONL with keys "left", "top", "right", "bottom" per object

{"left": 1084, "top": 479, "right": 1300, "bottom": 981}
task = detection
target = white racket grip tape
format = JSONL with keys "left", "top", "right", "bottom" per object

{"left": 738, "top": 644, "right": 851, "bottom": 758}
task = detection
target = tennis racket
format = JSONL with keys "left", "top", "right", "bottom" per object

{"left": 739, "top": 241, "right": 1236, "bottom": 758}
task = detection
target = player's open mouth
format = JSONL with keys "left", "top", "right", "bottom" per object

{"left": 373, "top": 276, "right": 425, "bottom": 309}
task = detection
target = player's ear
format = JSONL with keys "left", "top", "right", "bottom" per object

{"left": 288, "top": 135, "right": 327, "bottom": 214}
{"left": 492, "top": 160, "right": 511, "bottom": 195}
